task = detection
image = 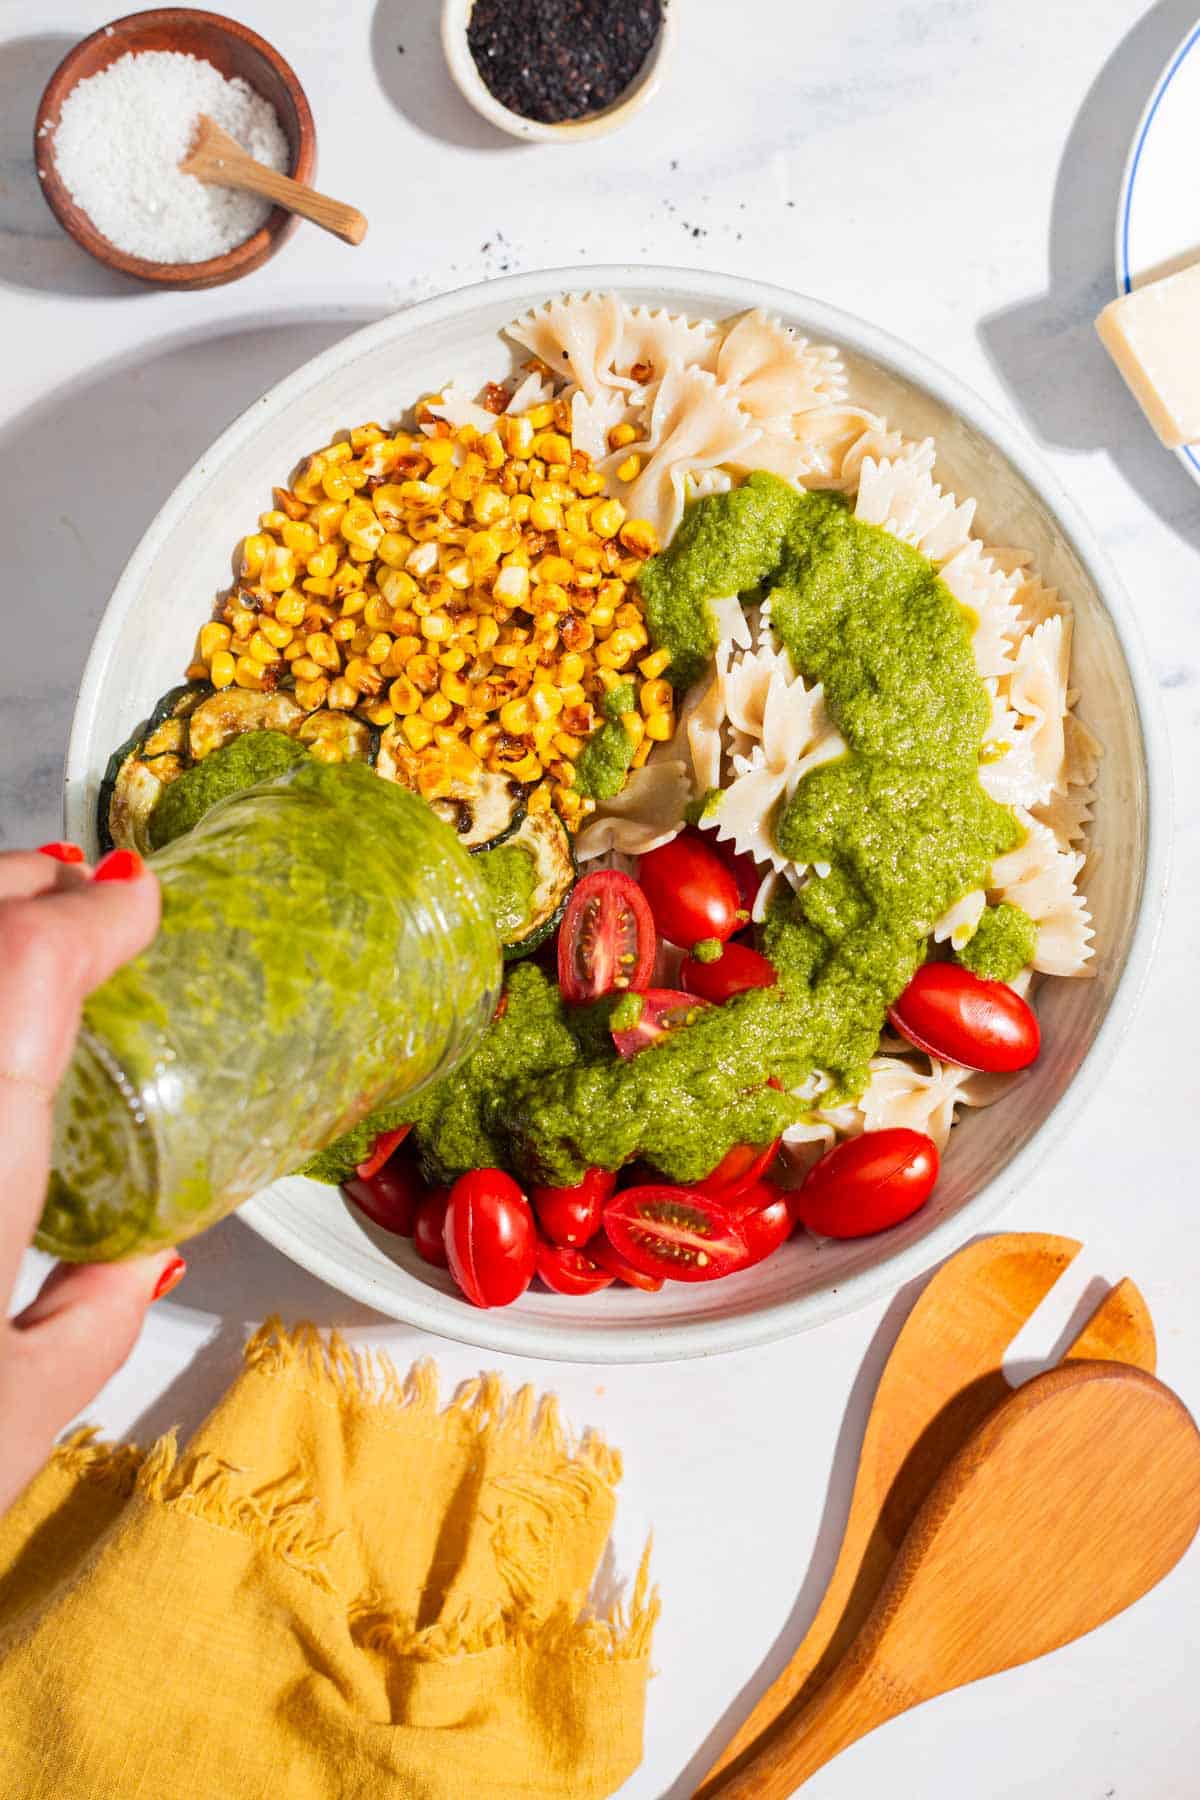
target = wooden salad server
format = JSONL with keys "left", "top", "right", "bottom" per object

{"left": 180, "top": 115, "right": 368, "bottom": 246}
{"left": 699, "top": 1233, "right": 1156, "bottom": 1794}
{"left": 704, "top": 1360, "right": 1200, "bottom": 1797}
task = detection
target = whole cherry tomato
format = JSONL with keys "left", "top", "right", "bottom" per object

{"left": 343, "top": 1148, "right": 423, "bottom": 1236}
{"left": 602, "top": 1184, "right": 748, "bottom": 1283}
{"left": 355, "top": 1124, "right": 412, "bottom": 1181}
{"left": 558, "top": 871, "right": 656, "bottom": 1003}
{"left": 888, "top": 962, "right": 1040, "bottom": 1073}
{"left": 589, "top": 1238, "right": 664, "bottom": 1292}
{"left": 530, "top": 1166, "right": 616, "bottom": 1246}
{"left": 681, "top": 940, "right": 778, "bottom": 1003}
{"left": 637, "top": 831, "right": 743, "bottom": 948}
{"left": 708, "top": 837, "right": 762, "bottom": 917}
{"left": 536, "top": 1242, "right": 615, "bottom": 1296}
{"left": 610, "top": 988, "right": 710, "bottom": 1059}
{"left": 793, "top": 1129, "right": 939, "bottom": 1239}
{"left": 444, "top": 1169, "right": 537, "bottom": 1308}
{"left": 729, "top": 1178, "right": 795, "bottom": 1266}
{"left": 699, "top": 1134, "right": 782, "bottom": 1203}
{"left": 413, "top": 1187, "right": 451, "bottom": 1267}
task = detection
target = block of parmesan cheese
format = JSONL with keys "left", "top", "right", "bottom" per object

{"left": 1095, "top": 261, "right": 1200, "bottom": 448}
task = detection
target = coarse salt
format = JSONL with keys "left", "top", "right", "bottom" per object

{"left": 52, "top": 50, "right": 290, "bottom": 264}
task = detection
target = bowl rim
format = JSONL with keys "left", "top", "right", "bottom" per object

{"left": 440, "top": 0, "right": 676, "bottom": 142}
{"left": 34, "top": 6, "right": 315, "bottom": 288}
{"left": 63, "top": 265, "right": 1171, "bottom": 1361}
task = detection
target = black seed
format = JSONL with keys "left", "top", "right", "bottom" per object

{"left": 466, "top": 0, "right": 663, "bottom": 125}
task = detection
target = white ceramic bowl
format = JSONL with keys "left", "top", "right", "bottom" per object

{"left": 441, "top": 0, "right": 676, "bottom": 142}
{"left": 65, "top": 268, "right": 1168, "bottom": 1362}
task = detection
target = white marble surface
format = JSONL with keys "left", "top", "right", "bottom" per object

{"left": 3, "top": 2, "right": 1199, "bottom": 1794}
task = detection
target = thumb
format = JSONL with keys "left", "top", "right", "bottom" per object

{"left": 1, "top": 1252, "right": 184, "bottom": 1510}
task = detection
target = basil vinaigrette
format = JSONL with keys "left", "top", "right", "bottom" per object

{"left": 350, "top": 476, "right": 1028, "bottom": 1189}
{"left": 40, "top": 761, "right": 501, "bottom": 1260}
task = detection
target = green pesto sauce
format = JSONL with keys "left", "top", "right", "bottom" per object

{"left": 149, "top": 731, "right": 309, "bottom": 848}
{"left": 958, "top": 901, "right": 1037, "bottom": 982}
{"left": 574, "top": 678, "right": 639, "bottom": 801}
{"left": 475, "top": 839, "right": 537, "bottom": 940}
{"left": 608, "top": 991, "right": 644, "bottom": 1031}
{"left": 683, "top": 787, "right": 724, "bottom": 828}
{"left": 692, "top": 937, "right": 723, "bottom": 963}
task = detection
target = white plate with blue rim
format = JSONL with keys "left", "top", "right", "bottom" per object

{"left": 1115, "top": 15, "right": 1200, "bottom": 486}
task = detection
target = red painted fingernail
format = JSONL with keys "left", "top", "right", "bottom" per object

{"left": 93, "top": 848, "right": 143, "bottom": 883}
{"left": 152, "top": 1256, "right": 186, "bottom": 1302}
{"left": 38, "top": 841, "right": 86, "bottom": 864}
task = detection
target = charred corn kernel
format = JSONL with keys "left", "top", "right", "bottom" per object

{"left": 535, "top": 584, "right": 570, "bottom": 614}
{"left": 596, "top": 633, "right": 637, "bottom": 669}
{"left": 557, "top": 790, "right": 584, "bottom": 821}
{"left": 501, "top": 413, "right": 534, "bottom": 457}
{"left": 470, "top": 725, "right": 501, "bottom": 761}
{"left": 331, "top": 618, "right": 356, "bottom": 644}
{"left": 273, "top": 486, "right": 308, "bottom": 521}
{"left": 478, "top": 429, "right": 505, "bottom": 469}
{"left": 307, "top": 543, "right": 338, "bottom": 579}
{"left": 389, "top": 676, "right": 421, "bottom": 714}
{"left": 440, "top": 669, "right": 471, "bottom": 704}
{"left": 367, "top": 632, "right": 392, "bottom": 665}
{"left": 620, "top": 518, "right": 660, "bottom": 557}
{"left": 530, "top": 682, "right": 562, "bottom": 720}
{"left": 631, "top": 737, "right": 654, "bottom": 769}
{"left": 323, "top": 440, "right": 353, "bottom": 465}
{"left": 240, "top": 532, "right": 271, "bottom": 577}
{"left": 445, "top": 557, "right": 472, "bottom": 589}
{"left": 598, "top": 577, "right": 627, "bottom": 606}
{"left": 303, "top": 576, "right": 334, "bottom": 599}
{"left": 282, "top": 638, "right": 305, "bottom": 664}
{"left": 228, "top": 606, "right": 257, "bottom": 637}
{"left": 621, "top": 710, "right": 645, "bottom": 747}
{"left": 558, "top": 651, "right": 586, "bottom": 685}
{"left": 449, "top": 468, "right": 480, "bottom": 504}
{"left": 386, "top": 634, "right": 422, "bottom": 670}
{"left": 402, "top": 541, "right": 435, "bottom": 579}
{"left": 589, "top": 605, "right": 615, "bottom": 632}
{"left": 425, "top": 436, "right": 456, "bottom": 465}
{"left": 640, "top": 677, "right": 673, "bottom": 715}
{"left": 400, "top": 478, "right": 440, "bottom": 505}
{"left": 199, "top": 621, "right": 232, "bottom": 661}
{"left": 475, "top": 615, "right": 500, "bottom": 652}
{"left": 339, "top": 590, "right": 367, "bottom": 619}
{"left": 378, "top": 567, "right": 419, "bottom": 608}
{"left": 439, "top": 645, "right": 468, "bottom": 672}
{"left": 420, "top": 611, "right": 453, "bottom": 642}
{"left": 344, "top": 658, "right": 383, "bottom": 696}
{"left": 234, "top": 655, "right": 266, "bottom": 690}
{"left": 615, "top": 454, "right": 642, "bottom": 483}
{"left": 361, "top": 699, "right": 395, "bottom": 728}
{"left": 408, "top": 655, "right": 438, "bottom": 691}
{"left": 333, "top": 561, "right": 365, "bottom": 595}
{"left": 560, "top": 503, "right": 589, "bottom": 538}
{"left": 185, "top": 661, "right": 209, "bottom": 683}
{"left": 608, "top": 422, "right": 639, "bottom": 450}
{"left": 465, "top": 529, "right": 501, "bottom": 569}
{"left": 560, "top": 617, "right": 594, "bottom": 652}
{"left": 527, "top": 779, "right": 553, "bottom": 813}
{"left": 259, "top": 617, "right": 293, "bottom": 650}
{"left": 326, "top": 678, "right": 356, "bottom": 710}
{"left": 510, "top": 492, "right": 533, "bottom": 523}
{"left": 559, "top": 684, "right": 588, "bottom": 712}
{"left": 402, "top": 715, "right": 435, "bottom": 754}
{"left": 420, "top": 692, "right": 453, "bottom": 724}
{"left": 361, "top": 595, "right": 392, "bottom": 633}
{"left": 615, "top": 602, "right": 644, "bottom": 630}
{"left": 528, "top": 498, "right": 562, "bottom": 532}
{"left": 276, "top": 590, "right": 306, "bottom": 627}
{"left": 534, "top": 554, "right": 574, "bottom": 587}
{"left": 349, "top": 625, "right": 373, "bottom": 655}
{"left": 472, "top": 485, "right": 508, "bottom": 525}
{"left": 341, "top": 500, "right": 384, "bottom": 551}
{"left": 572, "top": 469, "right": 606, "bottom": 497}
{"left": 503, "top": 751, "right": 544, "bottom": 782}
{"left": 259, "top": 509, "right": 289, "bottom": 534}
{"left": 644, "top": 709, "right": 675, "bottom": 741}
{"left": 305, "top": 631, "right": 340, "bottom": 670}
{"left": 591, "top": 499, "right": 626, "bottom": 538}
{"left": 294, "top": 676, "right": 330, "bottom": 711}
{"left": 292, "top": 656, "right": 324, "bottom": 682}
{"left": 350, "top": 423, "right": 384, "bottom": 451}
{"left": 552, "top": 731, "right": 583, "bottom": 761}
{"left": 493, "top": 562, "right": 529, "bottom": 604}
{"left": 527, "top": 402, "right": 555, "bottom": 430}
{"left": 638, "top": 646, "right": 672, "bottom": 679}
{"left": 425, "top": 461, "right": 455, "bottom": 492}
{"left": 322, "top": 467, "right": 354, "bottom": 504}
{"left": 376, "top": 532, "right": 412, "bottom": 568}
{"left": 210, "top": 650, "right": 236, "bottom": 688}
{"left": 532, "top": 430, "right": 572, "bottom": 464}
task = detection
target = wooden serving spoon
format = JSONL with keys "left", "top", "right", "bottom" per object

{"left": 699, "top": 1233, "right": 1155, "bottom": 1793}
{"left": 180, "top": 115, "right": 367, "bottom": 246}
{"left": 708, "top": 1360, "right": 1200, "bottom": 1797}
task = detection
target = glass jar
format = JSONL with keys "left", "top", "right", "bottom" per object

{"left": 39, "top": 760, "right": 501, "bottom": 1260}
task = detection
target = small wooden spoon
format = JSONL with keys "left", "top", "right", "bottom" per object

{"left": 180, "top": 115, "right": 367, "bottom": 246}
{"left": 709, "top": 1360, "right": 1200, "bottom": 1797}
{"left": 699, "top": 1233, "right": 1155, "bottom": 1793}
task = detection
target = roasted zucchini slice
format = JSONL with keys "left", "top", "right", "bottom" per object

{"left": 98, "top": 682, "right": 211, "bottom": 854}
{"left": 187, "top": 689, "right": 305, "bottom": 761}
{"left": 376, "top": 727, "right": 527, "bottom": 850}
{"left": 476, "top": 809, "right": 576, "bottom": 961}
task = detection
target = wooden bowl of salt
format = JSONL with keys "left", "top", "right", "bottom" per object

{"left": 34, "top": 8, "right": 315, "bottom": 290}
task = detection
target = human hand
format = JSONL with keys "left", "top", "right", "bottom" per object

{"left": 0, "top": 843, "right": 184, "bottom": 1513}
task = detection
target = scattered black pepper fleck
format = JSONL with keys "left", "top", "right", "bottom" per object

{"left": 467, "top": 0, "right": 662, "bottom": 124}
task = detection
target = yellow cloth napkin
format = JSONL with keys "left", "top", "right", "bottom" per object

{"left": 0, "top": 1321, "right": 657, "bottom": 1799}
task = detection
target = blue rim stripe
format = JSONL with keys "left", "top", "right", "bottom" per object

{"left": 1119, "top": 20, "right": 1200, "bottom": 473}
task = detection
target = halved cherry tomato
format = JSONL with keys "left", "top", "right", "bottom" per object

{"left": 707, "top": 836, "right": 762, "bottom": 917}
{"left": 558, "top": 871, "right": 656, "bottom": 1003}
{"left": 343, "top": 1149, "right": 423, "bottom": 1236}
{"left": 603, "top": 1185, "right": 749, "bottom": 1282}
{"left": 793, "top": 1129, "right": 939, "bottom": 1239}
{"left": 530, "top": 1166, "right": 616, "bottom": 1246}
{"left": 637, "top": 831, "right": 742, "bottom": 948}
{"left": 888, "top": 962, "right": 1040, "bottom": 1073}
{"left": 536, "top": 1242, "right": 615, "bottom": 1296}
{"left": 610, "top": 988, "right": 710, "bottom": 1059}
{"left": 729, "top": 1178, "right": 795, "bottom": 1266}
{"left": 354, "top": 1124, "right": 412, "bottom": 1182}
{"left": 413, "top": 1187, "right": 451, "bottom": 1267}
{"left": 699, "top": 1134, "right": 782, "bottom": 1203}
{"left": 589, "top": 1238, "right": 665, "bottom": 1292}
{"left": 681, "top": 940, "right": 778, "bottom": 1004}
{"left": 444, "top": 1169, "right": 537, "bottom": 1308}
